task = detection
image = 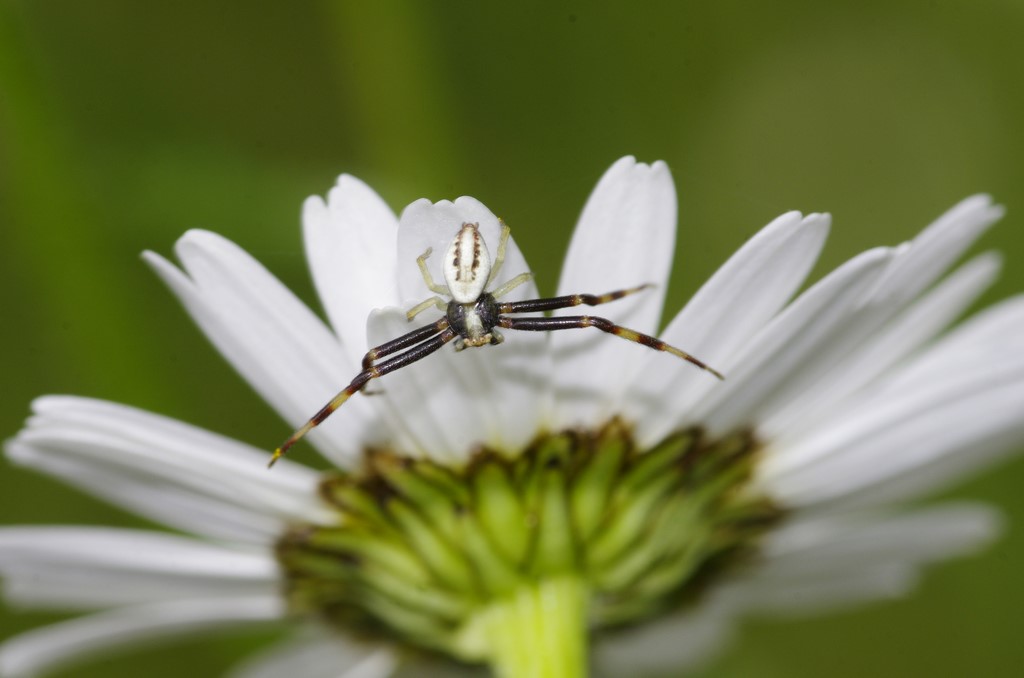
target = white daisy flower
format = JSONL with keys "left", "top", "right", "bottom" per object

{"left": 3, "top": 156, "right": 1023, "bottom": 678}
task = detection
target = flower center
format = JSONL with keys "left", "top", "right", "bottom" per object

{"left": 276, "top": 421, "right": 780, "bottom": 674}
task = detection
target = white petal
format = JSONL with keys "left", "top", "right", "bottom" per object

{"left": 594, "top": 598, "right": 732, "bottom": 677}
{"left": 0, "top": 596, "right": 284, "bottom": 678}
{"left": 144, "top": 230, "right": 378, "bottom": 467}
{"left": 763, "top": 356, "right": 1024, "bottom": 505}
{"left": 628, "top": 211, "right": 830, "bottom": 446}
{"left": 874, "top": 294, "right": 1024, "bottom": 394}
{"left": 756, "top": 197, "right": 1005, "bottom": 437}
{"left": 9, "top": 442, "right": 280, "bottom": 543}
{"left": 0, "top": 527, "right": 274, "bottom": 580}
{"left": 303, "top": 175, "right": 402, "bottom": 370}
{"left": 227, "top": 631, "right": 396, "bottom": 678}
{"left": 28, "top": 396, "right": 321, "bottom": 499}
{"left": 689, "top": 247, "right": 893, "bottom": 437}
{"left": 762, "top": 253, "right": 1002, "bottom": 441}
{"left": 0, "top": 527, "right": 278, "bottom": 609}
{"left": 657, "top": 210, "right": 829, "bottom": 368}
{"left": 840, "top": 424, "right": 1024, "bottom": 508}
{"left": 867, "top": 195, "right": 1003, "bottom": 307}
{"left": 763, "top": 294, "right": 1024, "bottom": 482}
{"left": 3, "top": 567, "right": 275, "bottom": 611}
{"left": 727, "top": 504, "right": 1000, "bottom": 615}
{"left": 758, "top": 503, "right": 1000, "bottom": 574}
{"left": 549, "top": 157, "right": 677, "bottom": 428}
{"left": 324, "top": 650, "right": 397, "bottom": 678}
{"left": 7, "top": 396, "right": 333, "bottom": 540}
{"left": 720, "top": 564, "right": 919, "bottom": 617}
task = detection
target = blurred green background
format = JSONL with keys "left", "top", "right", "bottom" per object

{"left": 2, "top": 1, "right": 1023, "bottom": 676}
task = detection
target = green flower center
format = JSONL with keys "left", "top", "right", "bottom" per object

{"left": 276, "top": 421, "right": 780, "bottom": 676}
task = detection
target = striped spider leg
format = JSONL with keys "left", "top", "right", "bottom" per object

{"left": 268, "top": 318, "right": 455, "bottom": 467}
{"left": 269, "top": 220, "right": 722, "bottom": 467}
{"left": 495, "top": 291, "right": 725, "bottom": 379}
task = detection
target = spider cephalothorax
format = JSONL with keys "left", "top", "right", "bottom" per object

{"left": 269, "top": 221, "right": 722, "bottom": 466}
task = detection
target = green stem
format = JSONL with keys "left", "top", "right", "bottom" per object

{"left": 483, "top": 577, "right": 589, "bottom": 678}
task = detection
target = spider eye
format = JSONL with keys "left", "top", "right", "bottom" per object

{"left": 443, "top": 222, "right": 491, "bottom": 303}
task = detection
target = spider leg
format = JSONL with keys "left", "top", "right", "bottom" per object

{"left": 406, "top": 296, "right": 448, "bottom": 321}
{"left": 497, "top": 284, "right": 653, "bottom": 314}
{"left": 485, "top": 219, "right": 512, "bottom": 287}
{"left": 270, "top": 327, "right": 457, "bottom": 467}
{"left": 417, "top": 247, "right": 450, "bottom": 295}
{"left": 490, "top": 271, "right": 533, "bottom": 299}
{"left": 362, "top": 317, "right": 450, "bottom": 369}
{"left": 498, "top": 315, "right": 724, "bottom": 380}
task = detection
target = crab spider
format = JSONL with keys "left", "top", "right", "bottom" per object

{"left": 269, "top": 221, "right": 723, "bottom": 467}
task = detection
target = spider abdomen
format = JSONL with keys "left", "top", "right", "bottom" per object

{"left": 444, "top": 222, "right": 491, "bottom": 303}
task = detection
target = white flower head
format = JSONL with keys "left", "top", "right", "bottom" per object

{"left": 3, "top": 157, "right": 1023, "bottom": 678}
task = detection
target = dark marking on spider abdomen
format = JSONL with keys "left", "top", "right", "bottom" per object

{"left": 471, "top": 227, "right": 482, "bottom": 275}
{"left": 452, "top": 222, "right": 483, "bottom": 283}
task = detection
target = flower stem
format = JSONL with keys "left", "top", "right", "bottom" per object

{"left": 484, "top": 576, "right": 588, "bottom": 678}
